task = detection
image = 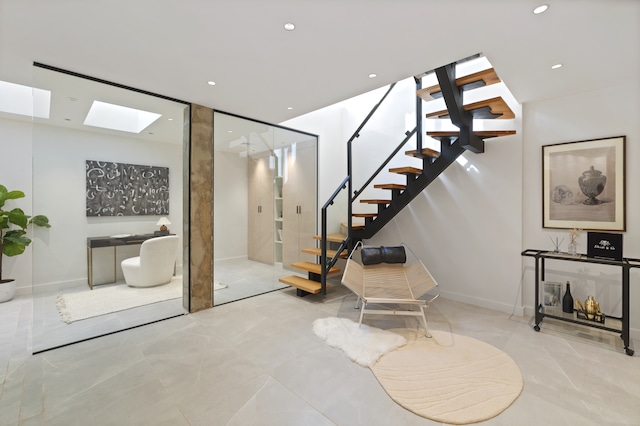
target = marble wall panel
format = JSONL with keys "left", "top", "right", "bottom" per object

{"left": 188, "top": 104, "right": 214, "bottom": 312}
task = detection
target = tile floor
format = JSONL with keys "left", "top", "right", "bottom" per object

{"left": 1, "top": 282, "right": 639, "bottom": 425}
{"left": 213, "top": 259, "right": 292, "bottom": 306}
{"left": 30, "top": 278, "right": 186, "bottom": 353}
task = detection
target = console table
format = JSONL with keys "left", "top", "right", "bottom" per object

{"left": 521, "top": 249, "right": 640, "bottom": 356}
{"left": 87, "top": 234, "right": 162, "bottom": 289}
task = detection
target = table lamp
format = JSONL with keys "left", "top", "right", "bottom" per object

{"left": 156, "top": 217, "right": 171, "bottom": 235}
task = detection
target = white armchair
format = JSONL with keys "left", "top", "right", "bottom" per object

{"left": 121, "top": 235, "right": 179, "bottom": 287}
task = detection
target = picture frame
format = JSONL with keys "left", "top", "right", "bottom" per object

{"left": 543, "top": 281, "right": 562, "bottom": 309}
{"left": 542, "top": 136, "right": 625, "bottom": 231}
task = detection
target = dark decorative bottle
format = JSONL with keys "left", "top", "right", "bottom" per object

{"left": 562, "top": 281, "right": 574, "bottom": 314}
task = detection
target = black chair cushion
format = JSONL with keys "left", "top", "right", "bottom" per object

{"left": 361, "top": 246, "right": 406, "bottom": 265}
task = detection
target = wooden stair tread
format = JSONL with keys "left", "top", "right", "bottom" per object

{"left": 389, "top": 166, "right": 422, "bottom": 175}
{"left": 374, "top": 183, "right": 406, "bottom": 190}
{"left": 279, "top": 276, "right": 329, "bottom": 294}
{"left": 359, "top": 199, "right": 391, "bottom": 204}
{"left": 301, "top": 247, "right": 348, "bottom": 258}
{"left": 405, "top": 147, "right": 441, "bottom": 159}
{"left": 417, "top": 68, "right": 501, "bottom": 101}
{"left": 290, "top": 261, "right": 340, "bottom": 274}
{"left": 427, "top": 130, "right": 516, "bottom": 138}
{"left": 426, "top": 96, "right": 514, "bottom": 119}
{"left": 313, "top": 233, "right": 346, "bottom": 243}
{"left": 342, "top": 222, "right": 365, "bottom": 230}
{"left": 352, "top": 213, "right": 377, "bottom": 218}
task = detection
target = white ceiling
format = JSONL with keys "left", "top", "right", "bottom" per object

{"left": 0, "top": 0, "right": 638, "bottom": 125}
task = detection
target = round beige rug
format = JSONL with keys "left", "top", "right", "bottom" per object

{"left": 371, "top": 330, "right": 523, "bottom": 425}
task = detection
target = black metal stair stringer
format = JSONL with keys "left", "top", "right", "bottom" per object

{"left": 352, "top": 137, "right": 465, "bottom": 240}
{"left": 434, "top": 64, "right": 484, "bottom": 154}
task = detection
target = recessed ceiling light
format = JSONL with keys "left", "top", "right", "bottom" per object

{"left": 369, "top": 73, "right": 377, "bottom": 78}
{"left": 207, "top": 81, "right": 216, "bottom": 86}
{"left": 284, "top": 22, "right": 295, "bottom": 31}
{"left": 168, "top": 118, "right": 173, "bottom": 121}
{"left": 287, "top": 107, "right": 293, "bottom": 110}
{"left": 533, "top": 4, "right": 548, "bottom": 14}
{"left": 228, "top": 130, "right": 233, "bottom": 133}
{"left": 551, "top": 63, "right": 563, "bottom": 69}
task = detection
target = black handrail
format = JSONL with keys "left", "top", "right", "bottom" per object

{"left": 320, "top": 81, "right": 401, "bottom": 292}
{"left": 346, "top": 82, "right": 397, "bottom": 144}
{"left": 320, "top": 176, "right": 350, "bottom": 293}
{"left": 352, "top": 126, "right": 417, "bottom": 201}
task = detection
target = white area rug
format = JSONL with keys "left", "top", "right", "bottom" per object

{"left": 57, "top": 278, "right": 182, "bottom": 324}
{"left": 371, "top": 330, "right": 523, "bottom": 424}
{"left": 312, "top": 317, "right": 407, "bottom": 367}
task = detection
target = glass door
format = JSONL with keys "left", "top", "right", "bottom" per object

{"left": 30, "top": 65, "right": 189, "bottom": 352}
{"left": 212, "top": 112, "right": 317, "bottom": 305}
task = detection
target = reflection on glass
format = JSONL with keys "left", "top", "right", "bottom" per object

{"left": 30, "top": 65, "right": 188, "bottom": 352}
{"left": 213, "top": 112, "right": 317, "bottom": 305}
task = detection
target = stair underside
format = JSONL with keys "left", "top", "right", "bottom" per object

{"left": 290, "top": 261, "right": 340, "bottom": 275}
{"left": 405, "top": 147, "right": 441, "bottom": 159}
{"left": 389, "top": 166, "right": 422, "bottom": 175}
{"left": 352, "top": 213, "right": 377, "bottom": 218}
{"left": 426, "top": 96, "right": 515, "bottom": 119}
{"left": 359, "top": 199, "right": 391, "bottom": 204}
{"left": 301, "top": 247, "right": 347, "bottom": 258}
{"left": 342, "top": 222, "right": 365, "bottom": 230}
{"left": 427, "top": 130, "right": 517, "bottom": 138}
{"left": 374, "top": 183, "right": 406, "bottom": 190}
{"left": 279, "top": 275, "right": 329, "bottom": 294}
{"left": 313, "top": 233, "right": 345, "bottom": 243}
{"left": 417, "top": 68, "right": 501, "bottom": 101}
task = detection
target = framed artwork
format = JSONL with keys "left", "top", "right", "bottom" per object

{"left": 543, "top": 281, "right": 562, "bottom": 308}
{"left": 86, "top": 160, "right": 170, "bottom": 216}
{"left": 542, "top": 136, "right": 625, "bottom": 231}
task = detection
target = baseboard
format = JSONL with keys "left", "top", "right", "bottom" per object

{"left": 438, "top": 290, "right": 525, "bottom": 317}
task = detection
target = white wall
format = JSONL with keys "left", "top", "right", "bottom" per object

{"left": 31, "top": 124, "right": 183, "bottom": 290}
{"left": 522, "top": 81, "right": 640, "bottom": 335}
{"left": 0, "top": 118, "right": 34, "bottom": 288}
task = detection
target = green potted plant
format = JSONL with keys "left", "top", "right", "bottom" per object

{"left": 0, "top": 185, "right": 50, "bottom": 302}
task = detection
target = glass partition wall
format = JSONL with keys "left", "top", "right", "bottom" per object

{"left": 31, "top": 65, "right": 189, "bottom": 352}
{"left": 213, "top": 112, "right": 317, "bottom": 305}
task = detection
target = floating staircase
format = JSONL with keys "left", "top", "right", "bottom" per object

{"left": 281, "top": 57, "right": 517, "bottom": 296}
{"left": 278, "top": 233, "right": 346, "bottom": 295}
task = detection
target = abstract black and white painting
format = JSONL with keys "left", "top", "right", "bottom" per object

{"left": 86, "top": 160, "right": 169, "bottom": 216}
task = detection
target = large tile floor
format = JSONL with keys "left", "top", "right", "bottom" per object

{"left": 1, "top": 282, "right": 639, "bottom": 425}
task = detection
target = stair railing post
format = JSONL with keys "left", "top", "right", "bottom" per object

{"left": 414, "top": 76, "right": 423, "bottom": 154}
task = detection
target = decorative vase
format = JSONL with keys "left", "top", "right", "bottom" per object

{"left": 0, "top": 279, "right": 17, "bottom": 303}
{"left": 562, "top": 281, "right": 574, "bottom": 314}
{"left": 584, "top": 295, "right": 597, "bottom": 320}
{"left": 567, "top": 242, "right": 577, "bottom": 256}
{"left": 578, "top": 165, "right": 606, "bottom": 205}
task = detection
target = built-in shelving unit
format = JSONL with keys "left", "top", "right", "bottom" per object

{"left": 274, "top": 173, "right": 283, "bottom": 264}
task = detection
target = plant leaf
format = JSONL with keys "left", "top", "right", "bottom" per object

{"left": 30, "top": 215, "right": 51, "bottom": 228}
{"left": 6, "top": 208, "right": 28, "bottom": 229}
{"left": 2, "top": 241, "right": 27, "bottom": 257}
{"left": 5, "top": 190, "right": 25, "bottom": 200}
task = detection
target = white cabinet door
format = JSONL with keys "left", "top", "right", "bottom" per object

{"left": 282, "top": 139, "right": 317, "bottom": 269}
{"left": 248, "top": 154, "right": 274, "bottom": 264}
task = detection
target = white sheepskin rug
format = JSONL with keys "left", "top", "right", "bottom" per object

{"left": 312, "top": 317, "right": 407, "bottom": 367}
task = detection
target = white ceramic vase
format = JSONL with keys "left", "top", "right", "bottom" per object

{"left": 0, "top": 279, "right": 17, "bottom": 303}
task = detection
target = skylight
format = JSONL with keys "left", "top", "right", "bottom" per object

{"left": 83, "top": 100, "right": 161, "bottom": 133}
{"left": 0, "top": 80, "right": 51, "bottom": 119}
